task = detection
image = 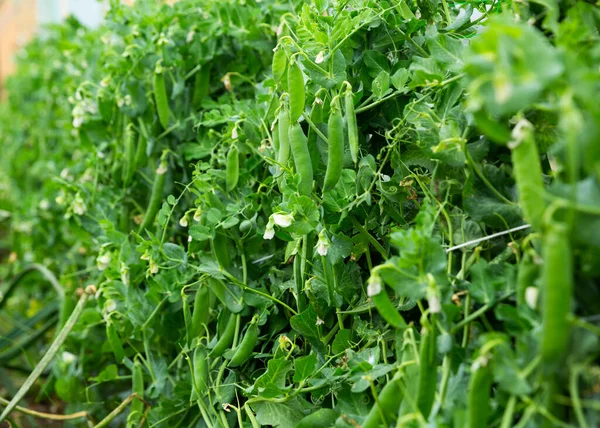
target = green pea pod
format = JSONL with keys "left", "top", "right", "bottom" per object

{"left": 226, "top": 146, "right": 239, "bottom": 192}
{"left": 510, "top": 120, "right": 545, "bottom": 230}
{"left": 153, "top": 71, "right": 170, "bottom": 130}
{"left": 193, "top": 64, "right": 211, "bottom": 109}
{"left": 193, "top": 346, "right": 209, "bottom": 394}
{"left": 416, "top": 322, "right": 437, "bottom": 419}
{"left": 345, "top": 89, "right": 359, "bottom": 164}
{"left": 324, "top": 109, "right": 344, "bottom": 192}
{"left": 239, "top": 219, "right": 252, "bottom": 234}
{"left": 272, "top": 120, "right": 280, "bottom": 154}
{"left": 362, "top": 371, "right": 404, "bottom": 428}
{"left": 372, "top": 291, "right": 407, "bottom": 329}
{"left": 296, "top": 408, "right": 338, "bottom": 428}
{"left": 277, "top": 106, "right": 290, "bottom": 167}
{"left": 128, "top": 360, "right": 144, "bottom": 426}
{"left": 134, "top": 119, "right": 149, "bottom": 169}
{"left": 106, "top": 321, "right": 125, "bottom": 364}
{"left": 516, "top": 250, "right": 539, "bottom": 308}
{"left": 467, "top": 358, "right": 492, "bottom": 428}
{"left": 293, "top": 244, "right": 307, "bottom": 313}
{"left": 211, "top": 312, "right": 238, "bottom": 357}
{"left": 138, "top": 158, "right": 167, "bottom": 233}
{"left": 183, "top": 292, "right": 193, "bottom": 345}
{"left": 288, "top": 123, "right": 313, "bottom": 196}
{"left": 208, "top": 277, "right": 227, "bottom": 308}
{"left": 191, "top": 285, "right": 210, "bottom": 339}
{"left": 272, "top": 48, "right": 287, "bottom": 83}
{"left": 122, "top": 123, "right": 136, "bottom": 186}
{"left": 212, "top": 235, "right": 231, "bottom": 269}
{"left": 306, "top": 104, "right": 322, "bottom": 172}
{"left": 111, "top": 157, "right": 123, "bottom": 187}
{"left": 229, "top": 321, "right": 259, "bottom": 367}
{"left": 287, "top": 61, "right": 305, "bottom": 122}
{"left": 398, "top": 331, "right": 420, "bottom": 417}
{"left": 541, "top": 223, "right": 573, "bottom": 367}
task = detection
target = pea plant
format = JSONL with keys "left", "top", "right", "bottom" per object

{"left": 1, "top": 0, "right": 600, "bottom": 427}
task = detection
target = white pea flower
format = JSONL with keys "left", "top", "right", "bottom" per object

{"left": 96, "top": 252, "right": 111, "bottom": 271}
{"left": 263, "top": 223, "right": 275, "bottom": 240}
{"left": 105, "top": 299, "right": 117, "bottom": 313}
{"left": 232, "top": 127, "right": 239, "bottom": 139}
{"left": 525, "top": 286, "right": 538, "bottom": 310}
{"left": 193, "top": 208, "right": 202, "bottom": 222}
{"left": 120, "top": 263, "right": 129, "bottom": 286}
{"left": 149, "top": 258, "right": 159, "bottom": 275}
{"left": 494, "top": 74, "right": 513, "bottom": 105}
{"left": 188, "top": 235, "right": 193, "bottom": 243}
{"left": 472, "top": 354, "right": 490, "bottom": 371}
{"left": 157, "top": 32, "right": 170, "bottom": 46}
{"left": 315, "top": 51, "right": 325, "bottom": 64}
{"left": 186, "top": 30, "right": 195, "bottom": 44}
{"left": 55, "top": 190, "right": 66, "bottom": 205}
{"left": 367, "top": 273, "right": 382, "bottom": 297}
{"left": 272, "top": 213, "right": 294, "bottom": 228}
{"left": 61, "top": 352, "right": 76, "bottom": 364}
{"left": 80, "top": 168, "right": 94, "bottom": 183}
{"left": 15, "top": 222, "right": 32, "bottom": 233}
{"left": 380, "top": 174, "right": 391, "bottom": 182}
{"left": 179, "top": 215, "right": 189, "bottom": 227}
{"left": 316, "top": 230, "right": 330, "bottom": 256}
{"left": 428, "top": 293, "right": 441, "bottom": 314}
{"left": 100, "top": 77, "right": 110, "bottom": 88}
{"left": 276, "top": 22, "right": 284, "bottom": 37}
{"left": 223, "top": 74, "right": 232, "bottom": 91}
{"left": 72, "top": 193, "right": 87, "bottom": 216}
{"left": 316, "top": 317, "right": 325, "bottom": 326}
{"left": 156, "top": 161, "right": 168, "bottom": 175}
{"left": 39, "top": 199, "right": 50, "bottom": 210}
{"left": 73, "top": 115, "right": 84, "bottom": 128}
{"left": 508, "top": 119, "right": 532, "bottom": 149}
{"left": 140, "top": 250, "right": 150, "bottom": 261}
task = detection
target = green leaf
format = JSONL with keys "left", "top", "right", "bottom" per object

{"left": 372, "top": 70, "right": 390, "bottom": 99}
{"left": 253, "top": 358, "right": 293, "bottom": 399}
{"left": 363, "top": 51, "right": 390, "bottom": 78}
{"left": 290, "top": 306, "right": 321, "bottom": 341}
{"left": 293, "top": 353, "right": 317, "bottom": 383}
{"left": 162, "top": 243, "right": 187, "bottom": 264}
{"left": 391, "top": 68, "right": 409, "bottom": 90}
{"left": 332, "top": 329, "right": 352, "bottom": 355}
{"left": 252, "top": 399, "right": 306, "bottom": 428}
{"left": 464, "top": 16, "right": 563, "bottom": 116}
{"left": 189, "top": 224, "right": 211, "bottom": 242}
{"left": 425, "top": 27, "right": 464, "bottom": 70}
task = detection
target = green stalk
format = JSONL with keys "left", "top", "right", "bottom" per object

{"left": 0, "top": 288, "right": 92, "bottom": 423}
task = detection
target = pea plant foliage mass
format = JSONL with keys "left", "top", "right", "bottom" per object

{"left": 1, "top": 0, "right": 600, "bottom": 427}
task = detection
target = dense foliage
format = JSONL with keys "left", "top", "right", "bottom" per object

{"left": 1, "top": 0, "right": 600, "bottom": 427}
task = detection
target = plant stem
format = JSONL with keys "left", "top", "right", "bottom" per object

{"left": 94, "top": 394, "right": 145, "bottom": 428}
{"left": 0, "top": 288, "right": 91, "bottom": 423}
{"left": 0, "top": 396, "right": 88, "bottom": 422}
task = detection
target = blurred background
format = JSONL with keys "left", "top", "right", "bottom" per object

{"left": 0, "top": 0, "right": 111, "bottom": 97}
